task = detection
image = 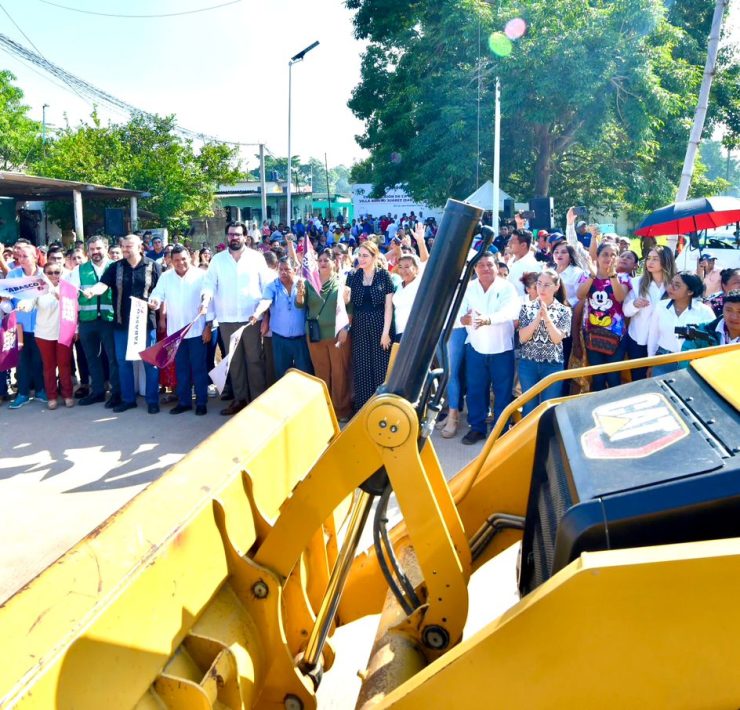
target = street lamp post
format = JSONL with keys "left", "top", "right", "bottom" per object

{"left": 287, "top": 41, "right": 319, "bottom": 227}
{"left": 42, "top": 103, "right": 49, "bottom": 157}
{"left": 42, "top": 103, "right": 49, "bottom": 242}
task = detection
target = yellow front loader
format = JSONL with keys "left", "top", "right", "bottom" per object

{"left": 1, "top": 201, "right": 739, "bottom": 709}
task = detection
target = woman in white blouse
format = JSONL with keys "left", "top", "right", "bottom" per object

{"left": 392, "top": 254, "right": 425, "bottom": 341}
{"left": 647, "top": 272, "right": 715, "bottom": 376}
{"left": 391, "top": 224, "right": 429, "bottom": 341}
{"left": 623, "top": 245, "right": 675, "bottom": 380}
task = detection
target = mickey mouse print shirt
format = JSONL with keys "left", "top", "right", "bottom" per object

{"left": 578, "top": 272, "right": 632, "bottom": 337}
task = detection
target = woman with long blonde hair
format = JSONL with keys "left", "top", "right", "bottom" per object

{"left": 345, "top": 240, "right": 395, "bottom": 411}
{"left": 623, "top": 245, "right": 675, "bottom": 380}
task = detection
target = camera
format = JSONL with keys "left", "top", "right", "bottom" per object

{"left": 519, "top": 210, "right": 535, "bottom": 220}
{"left": 674, "top": 325, "right": 719, "bottom": 345}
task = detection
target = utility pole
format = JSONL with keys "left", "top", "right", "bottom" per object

{"left": 42, "top": 103, "right": 49, "bottom": 157}
{"left": 259, "top": 143, "right": 267, "bottom": 227}
{"left": 492, "top": 78, "right": 501, "bottom": 234}
{"left": 676, "top": 0, "right": 728, "bottom": 201}
{"left": 42, "top": 103, "right": 49, "bottom": 242}
{"left": 325, "top": 153, "right": 332, "bottom": 219}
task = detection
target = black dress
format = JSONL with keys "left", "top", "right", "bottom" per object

{"left": 347, "top": 269, "right": 395, "bottom": 411}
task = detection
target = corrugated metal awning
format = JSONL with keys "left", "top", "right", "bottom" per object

{"left": 0, "top": 171, "right": 146, "bottom": 201}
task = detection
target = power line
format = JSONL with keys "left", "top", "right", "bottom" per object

{"left": 37, "top": 0, "right": 242, "bottom": 19}
{"left": 0, "top": 31, "right": 262, "bottom": 147}
{"left": 0, "top": 1, "right": 88, "bottom": 103}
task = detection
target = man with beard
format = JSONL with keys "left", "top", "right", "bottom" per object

{"left": 69, "top": 236, "right": 121, "bottom": 408}
{"left": 200, "top": 221, "right": 274, "bottom": 416}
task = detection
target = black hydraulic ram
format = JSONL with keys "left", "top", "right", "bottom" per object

{"left": 380, "top": 198, "right": 483, "bottom": 405}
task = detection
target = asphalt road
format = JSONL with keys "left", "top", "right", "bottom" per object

{"left": 0, "top": 390, "right": 483, "bottom": 604}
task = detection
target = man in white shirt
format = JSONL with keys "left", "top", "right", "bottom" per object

{"left": 149, "top": 246, "right": 210, "bottom": 416}
{"left": 506, "top": 229, "right": 541, "bottom": 297}
{"left": 459, "top": 253, "right": 520, "bottom": 444}
{"left": 200, "top": 221, "right": 274, "bottom": 416}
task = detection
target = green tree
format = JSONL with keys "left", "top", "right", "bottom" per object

{"left": 0, "top": 70, "right": 41, "bottom": 170}
{"left": 249, "top": 155, "right": 351, "bottom": 195}
{"left": 346, "top": 0, "right": 740, "bottom": 216}
{"left": 700, "top": 139, "right": 739, "bottom": 195}
{"left": 33, "top": 112, "right": 241, "bottom": 232}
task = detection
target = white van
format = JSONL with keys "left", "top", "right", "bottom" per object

{"left": 674, "top": 224, "right": 740, "bottom": 273}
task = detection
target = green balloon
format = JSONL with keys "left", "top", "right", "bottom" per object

{"left": 488, "top": 32, "right": 513, "bottom": 57}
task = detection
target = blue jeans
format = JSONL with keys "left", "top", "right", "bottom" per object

{"left": 175, "top": 336, "right": 209, "bottom": 407}
{"left": 519, "top": 358, "right": 564, "bottom": 416}
{"left": 625, "top": 333, "right": 649, "bottom": 381}
{"left": 206, "top": 326, "right": 219, "bottom": 372}
{"left": 652, "top": 346, "right": 679, "bottom": 377}
{"left": 446, "top": 327, "right": 467, "bottom": 411}
{"left": 17, "top": 331, "right": 45, "bottom": 396}
{"left": 272, "top": 334, "right": 314, "bottom": 380}
{"left": 113, "top": 327, "right": 160, "bottom": 405}
{"left": 465, "top": 345, "right": 515, "bottom": 434}
{"left": 586, "top": 336, "right": 628, "bottom": 391}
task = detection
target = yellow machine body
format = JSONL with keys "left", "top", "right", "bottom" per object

{"left": 1, "top": 346, "right": 738, "bottom": 708}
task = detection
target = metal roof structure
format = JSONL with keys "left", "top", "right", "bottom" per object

{"left": 0, "top": 171, "right": 146, "bottom": 201}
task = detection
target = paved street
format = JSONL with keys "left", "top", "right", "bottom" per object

{"left": 0, "top": 391, "right": 484, "bottom": 604}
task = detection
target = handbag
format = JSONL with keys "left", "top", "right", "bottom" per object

{"left": 584, "top": 326, "right": 621, "bottom": 356}
{"left": 307, "top": 317, "right": 322, "bottom": 342}
{"left": 307, "top": 286, "right": 331, "bottom": 342}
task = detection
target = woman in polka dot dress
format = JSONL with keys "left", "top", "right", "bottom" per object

{"left": 346, "top": 241, "right": 395, "bottom": 411}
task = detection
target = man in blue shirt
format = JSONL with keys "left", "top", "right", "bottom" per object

{"left": 248, "top": 257, "right": 313, "bottom": 379}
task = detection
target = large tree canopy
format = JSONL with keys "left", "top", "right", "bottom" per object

{"left": 0, "top": 70, "right": 41, "bottom": 170}
{"left": 346, "top": 0, "right": 740, "bottom": 216}
{"left": 31, "top": 112, "right": 241, "bottom": 231}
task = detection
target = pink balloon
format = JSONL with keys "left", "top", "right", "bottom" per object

{"left": 504, "top": 18, "right": 527, "bottom": 40}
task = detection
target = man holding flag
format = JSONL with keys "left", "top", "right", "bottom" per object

{"left": 148, "top": 246, "right": 210, "bottom": 416}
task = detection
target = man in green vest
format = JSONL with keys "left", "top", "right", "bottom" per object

{"left": 69, "top": 236, "right": 121, "bottom": 408}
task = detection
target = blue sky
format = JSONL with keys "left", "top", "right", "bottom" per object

{"left": 0, "top": 0, "right": 368, "bottom": 168}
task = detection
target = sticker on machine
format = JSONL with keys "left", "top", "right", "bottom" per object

{"left": 580, "top": 392, "right": 689, "bottom": 459}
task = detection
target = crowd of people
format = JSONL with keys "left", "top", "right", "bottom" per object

{"left": 1, "top": 208, "right": 738, "bottom": 448}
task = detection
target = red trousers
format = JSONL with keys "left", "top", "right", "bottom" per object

{"left": 36, "top": 337, "right": 73, "bottom": 400}
{"left": 307, "top": 336, "right": 352, "bottom": 419}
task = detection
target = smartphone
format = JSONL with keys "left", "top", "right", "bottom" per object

{"left": 573, "top": 206, "right": 588, "bottom": 218}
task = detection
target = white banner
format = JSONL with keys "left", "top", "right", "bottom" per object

{"left": 335, "top": 284, "right": 350, "bottom": 336}
{"left": 126, "top": 297, "right": 149, "bottom": 361}
{"left": 207, "top": 324, "right": 247, "bottom": 394}
{"left": 0, "top": 275, "right": 48, "bottom": 300}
